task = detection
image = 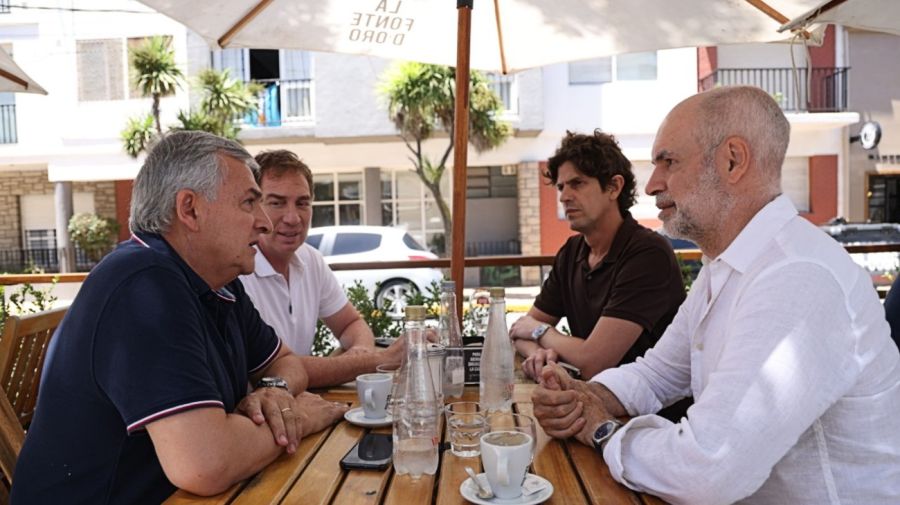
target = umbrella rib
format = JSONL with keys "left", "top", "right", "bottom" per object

{"left": 744, "top": 0, "right": 812, "bottom": 39}
{"left": 779, "top": 0, "right": 850, "bottom": 33}
{"left": 0, "top": 68, "right": 27, "bottom": 88}
{"left": 493, "top": 0, "right": 508, "bottom": 75}
{"left": 218, "top": 0, "right": 274, "bottom": 48}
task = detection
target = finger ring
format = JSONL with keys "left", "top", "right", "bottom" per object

{"left": 281, "top": 407, "right": 292, "bottom": 413}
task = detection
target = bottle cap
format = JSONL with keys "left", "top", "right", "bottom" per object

{"left": 405, "top": 305, "right": 427, "bottom": 321}
{"left": 441, "top": 280, "right": 456, "bottom": 291}
{"left": 489, "top": 287, "right": 505, "bottom": 298}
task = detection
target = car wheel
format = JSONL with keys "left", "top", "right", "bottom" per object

{"left": 375, "top": 279, "right": 419, "bottom": 319}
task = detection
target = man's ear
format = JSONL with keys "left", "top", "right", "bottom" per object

{"left": 606, "top": 174, "right": 625, "bottom": 199}
{"left": 174, "top": 189, "right": 202, "bottom": 232}
{"left": 721, "top": 135, "right": 751, "bottom": 183}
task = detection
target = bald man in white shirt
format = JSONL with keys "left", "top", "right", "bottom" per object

{"left": 532, "top": 86, "right": 900, "bottom": 505}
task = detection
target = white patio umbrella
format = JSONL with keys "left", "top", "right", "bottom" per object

{"left": 137, "top": 0, "right": 825, "bottom": 310}
{"left": 0, "top": 45, "right": 47, "bottom": 94}
{"left": 780, "top": 0, "right": 900, "bottom": 36}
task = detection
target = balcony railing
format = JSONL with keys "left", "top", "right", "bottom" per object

{"left": 0, "top": 104, "right": 17, "bottom": 144}
{"left": 0, "top": 247, "right": 105, "bottom": 273}
{"left": 699, "top": 67, "right": 849, "bottom": 112}
{"left": 239, "top": 78, "right": 313, "bottom": 127}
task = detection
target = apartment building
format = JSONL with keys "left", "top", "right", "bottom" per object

{"left": 0, "top": 1, "right": 890, "bottom": 281}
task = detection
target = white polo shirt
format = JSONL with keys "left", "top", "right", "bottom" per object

{"left": 240, "top": 244, "right": 348, "bottom": 355}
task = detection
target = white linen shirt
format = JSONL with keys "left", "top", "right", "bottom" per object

{"left": 594, "top": 195, "right": 900, "bottom": 505}
{"left": 240, "top": 244, "right": 348, "bottom": 355}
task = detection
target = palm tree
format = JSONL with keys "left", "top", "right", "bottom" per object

{"left": 130, "top": 36, "right": 183, "bottom": 133}
{"left": 171, "top": 69, "right": 260, "bottom": 140}
{"left": 380, "top": 62, "right": 511, "bottom": 254}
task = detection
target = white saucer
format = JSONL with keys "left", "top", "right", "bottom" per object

{"left": 343, "top": 407, "right": 393, "bottom": 427}
{"left": 460, "top": 473, "right": 553, "bottom": 505}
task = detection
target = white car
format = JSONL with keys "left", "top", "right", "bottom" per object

{"left": 305, "top": 226, "right": 444, "bottom": 317}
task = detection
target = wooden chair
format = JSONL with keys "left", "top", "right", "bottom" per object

{"left": 0, "top": 385, "right": 24, "bottom": 504}
{"left": 0, "top": 307, "right": 67, "bottom": 428}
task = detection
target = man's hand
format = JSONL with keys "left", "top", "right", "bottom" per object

{"left": 294, "top": 392, "right": 349, "bottom": 436}
{"left": 236, "top": 386, "right": 302, "bottom": 453}
{"left": 379, "top": 334, "right": 407, "bottom": 365}
{"left": 532, "top": 383, "right": 585, "bottom": 439}
{"left": 509, "top": 314, "right": 545, "bottom": 341}
{"left": 522, "top": 348, "right": 559, "bottom": 381}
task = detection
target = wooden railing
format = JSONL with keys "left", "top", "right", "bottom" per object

{"left": 1, "top": 244, "right": 897, "bottom": 286}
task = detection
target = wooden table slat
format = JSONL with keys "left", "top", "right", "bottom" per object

{"left": 566, "top": 440, "right": 642, "bottom": 505}
{"left": 515, "top": 402, "right": 588, "bottom": 505}
{"left": 229, "top": 425, "right": 332, "bottom": 505}
{"left": 278, "top": 421, "right": 364, "bottom": 505}
{"left": 433, "top": 451, "right": 480, "bottom": 505}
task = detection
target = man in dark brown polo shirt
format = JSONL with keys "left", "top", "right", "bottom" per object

{"left": 510, "top": 130, "right": 686, "bottom": 401}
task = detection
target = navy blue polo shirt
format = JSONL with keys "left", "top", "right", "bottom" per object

{"left": 11, "top": 233, "right": 281, "bottom": 505}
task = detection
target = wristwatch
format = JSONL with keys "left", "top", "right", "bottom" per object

{"left": 530, "top": 323, "right": 551, "bottom": 341}
{"left": 591, "top": 419, "right": 623, "bottom": 454}
{"left": 256, "top": 376, "right": 289, "bottom": 392}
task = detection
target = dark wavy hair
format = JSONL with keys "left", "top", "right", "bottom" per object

{"left": 544, "top": 129, "right": 637, "bottom": 214}
{"left": 254, "top": 149, "right": 313, "bottom": 189}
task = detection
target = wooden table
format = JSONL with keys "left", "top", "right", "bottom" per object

{"left": 165, "top": 384, "right": 667, "bottom": 505}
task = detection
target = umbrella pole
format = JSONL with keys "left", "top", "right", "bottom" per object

{"left": 452, "top": 0, "right": 473, "bottom": 319}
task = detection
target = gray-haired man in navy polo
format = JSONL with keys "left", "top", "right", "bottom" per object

{"left": 12, "top": 131, "right": 347, "bottom": 504}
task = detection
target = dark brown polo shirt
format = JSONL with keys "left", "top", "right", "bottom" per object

{"left": 533, "top": 214, "right": 686, "bottom": 367}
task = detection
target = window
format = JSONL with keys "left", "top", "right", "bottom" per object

{"left": 311, "top": 171, "right": 364, "bottom": 227}
{"left": 332, "top": 233, "right": 381, "bottom": 255}
{"left": 212, "top": 48, "right": 314, "bottom": 125}
{"left": 0, "top": 0, "right": 10, "bottom": 14}
{"left": 24, "top": 229, "right": 56, "bottom": 250}
{"left": 77, "top": 36, "right": 171, "bottom": 102}
{"left": 568, "top": 51, "right": 657, "bottom": 84}
{"left": 381, "top": 169, "right": 449, "bottom": 253}
{"left": 484, "top": 72, "right": 518, "bottom": 116}
{"left": 306, "top": 233, "right": 323, "bottom": 250}
{"left": 402, "top": 233, "right": 426, "bottom": 251}
{"left": 467, "top": 166, "right": 517, "bottom": 198}
{"left": 77, "top": 39, "right": 126, "bottom": 101}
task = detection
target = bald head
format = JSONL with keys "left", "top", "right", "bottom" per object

{"left": 686, "top": 86, "right": 790, "bottom": 194}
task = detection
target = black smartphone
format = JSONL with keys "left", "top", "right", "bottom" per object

{"left": 340, "top": 432, "right": 393, "bottom": 471}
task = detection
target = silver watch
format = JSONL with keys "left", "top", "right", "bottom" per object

{"left": 531, "top": 323, "right": 551, "bottom": 341}
{"left": 591, "top": 419, "right": 623, "bottom": 453}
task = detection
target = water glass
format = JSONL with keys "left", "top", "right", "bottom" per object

{"left": 444, "top": 401, "right": 486, "bottom": 457}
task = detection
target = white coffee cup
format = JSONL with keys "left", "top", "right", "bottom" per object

{"left": 479, "top": 430, "right": 534, "bottom": 499}
{"left": 356, "top": 372, "right": 392, "bottom": 419}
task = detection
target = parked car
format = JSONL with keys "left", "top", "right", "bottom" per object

{"left": 306, "top": 226, "right": 444, "bottom": 317}
{"left": 820, "top": 220, "right": 900, "bottom": 286}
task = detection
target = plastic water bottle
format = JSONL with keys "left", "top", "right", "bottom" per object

{"left": 479, "top": 287, "right": 514, "bottom": 413}
{"left": 440, "top": 281, "right": 465, "bottom": 399}
{"left": 392, "top": 305, "right": 440, "bottom": 479}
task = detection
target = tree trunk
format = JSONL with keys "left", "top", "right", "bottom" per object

{"left": 152, "top": 93, "right": 162, "bottom": 134}
{"left": 424, "top": 180, "right": 453, "bottom": 256}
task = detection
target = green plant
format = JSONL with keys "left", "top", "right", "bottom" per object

{"left": 68, "top": 213, "right": 120, "bottom": 262}
{"left": 0, "top": 264, "right": 59, "bottom": 332}
{"left": 379, "top": 62, "right": 511, "bottom": 254}
{"left": 130, "top": 35, "right": 183, "bottom": 133}
{"left": 121, "top": 114, "right": 156, "bottom": 158}
{"left": 676, "top": 255, "right": 699, "bottom": 292}
{"left": 403, "top": 280, "right": 441, "bottom": 319}
{"left": 311, "top": 320, "right": 338, "bottom": 357}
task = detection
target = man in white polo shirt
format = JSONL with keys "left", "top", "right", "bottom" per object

{"left": 241, "top": 150, "right": 405, "bottom": 387}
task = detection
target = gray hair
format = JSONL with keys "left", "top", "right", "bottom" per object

{"left": 130, "top": 130, "right": 259, "bottom": 234}
{"left": 694, "top": 86, "right": 790, "bottom": 194}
